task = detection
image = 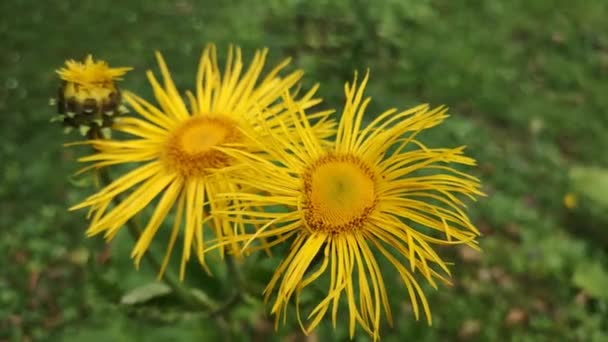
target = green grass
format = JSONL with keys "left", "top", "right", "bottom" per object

{"left": 2, "top": 0, "right": 608, "bottom": 341}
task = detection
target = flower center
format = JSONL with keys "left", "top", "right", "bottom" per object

{"left": 164, "top": 115, "right": 241, "bottom": 177}
{"left": 302, "top": 154, "right": 377, "bottom": 233}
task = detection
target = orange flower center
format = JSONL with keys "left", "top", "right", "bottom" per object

{"left": 164, "top": 115, "right": 241, "bottom": 177}
{"left": 302, "top": 154, "right": 377, "bottom": 233}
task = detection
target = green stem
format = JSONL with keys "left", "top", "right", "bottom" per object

{"left": 205, "top": 254, "right": 245, "bottom": 318}
{"left": 225, "top": 254, "right": 244, "bottom": 288}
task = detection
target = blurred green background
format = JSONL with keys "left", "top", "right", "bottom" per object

{"left": 2, "top": 0, "right": 608, "bottom": 341}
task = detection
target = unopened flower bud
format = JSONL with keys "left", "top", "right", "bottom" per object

{"left": 54, "top": 55, "right": 132, "bottom": 138}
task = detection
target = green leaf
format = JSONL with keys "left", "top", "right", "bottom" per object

{"left": 572, "top": 262, "right": 608, "bottom": 300}
{"left": 121, "top": 282, "right": 172, "bottom": 305}
{"left": 570, "top": 166, "right": 608, "bottom": 209}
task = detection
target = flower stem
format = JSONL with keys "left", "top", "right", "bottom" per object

{"left": 206, "top": 254, "right": 244, "bottom": 318}
{"left": 226, "top": 254, "right": 244, "bottom": 288}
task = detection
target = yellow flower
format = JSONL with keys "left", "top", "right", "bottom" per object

{"left": 213, "top": 72, "right": 483, "bottom": 339}
{"left": 69, "top": 44, "right": 333, "bottom": 279}
{"left": 56, "top": 55, "right": 132, "bottom": 136}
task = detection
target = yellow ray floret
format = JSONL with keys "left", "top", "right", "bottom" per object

{"left": 211, "top": 71, "right": 484, "bottom": 340}
{"left": 57, "top": 54, "right": 132, "bottom": 89}
{"left": 69, "top": 44, "right": 334, "bottom": 280}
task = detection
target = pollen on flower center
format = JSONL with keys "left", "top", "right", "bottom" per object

{"left": 303, "top": 154, "right": 377, "bottom": 233}
{"left": 164, "top": 115, "right": 241, "bottom": 177}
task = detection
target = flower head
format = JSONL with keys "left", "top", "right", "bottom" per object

{"left": 213, "top": 72, "right": 483, "bottom": 339}
{"left": 69, "top": 45, "right": 333, "bottom": 279}
{"left": 55, "top": 55, "right": 132, "bottom": 136}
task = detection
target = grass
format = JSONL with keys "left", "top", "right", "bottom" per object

{"left": 2, "top": 0, "right": 608, "bottom": 341}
